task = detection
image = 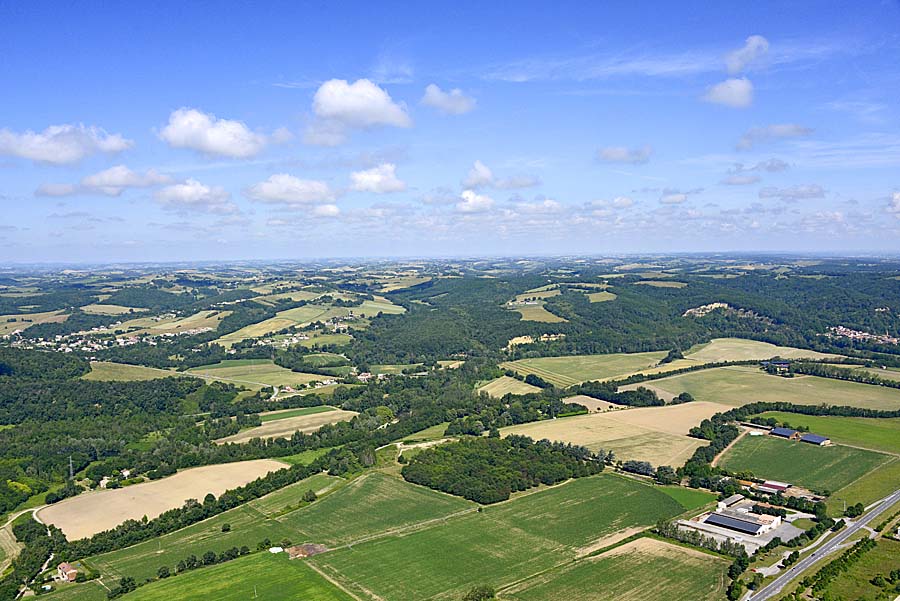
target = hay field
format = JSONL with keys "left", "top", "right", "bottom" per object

{"left": 37, "top": 460, "right": 286, "bottom": 540}
{"left": 752, "top": 412, "right": 900, "bottom": 455}
{"left": 501, "top": 402, "right": 722, "bottom": 466}
{"left": 310, "top": 474, "right": 685, "bottom": 601}
{"left": 622, "top": 366, "right": 900, "bottom": 410}
{"left": 684, "top": 338, "right": 840, "bottom": 362}
{"left": 120, "top": 552, "right": 353, "bottom": 601}
{"left": 186, "top": 359, "right": 328, "bottom": 390}
{"left": 501, "top": 351, "right": 667, "bottom": 387}
{"left": 259, "top": 405, "right": 337, "bottom": 422}
{"left": 564, "top": 394, "right": 620, "bottom": 412}
{"left": 506, "top": 538, "right": 729, "bottom": 601}
{"left": 216, "top": 409, "right": 357, "bottom": 443}
{"left": 79, "top": 303, "right": 143, "bottom": 315}
{"left": 587, "top": 290, "right": 617, "bottom": 302}
{"left": 718, "top": 435, "right": 890, "bottom": 493}
{"left": 478, "top": 376, "right": 542, "bottom": 397}
{"left": 0, "top": 310, "right": 68, "bottom": 335}
{"left": 511, "top": 303, "right": 567, "bottom": 322}
{"left": 82, "top": 361, "right": 181, "bottom": 382}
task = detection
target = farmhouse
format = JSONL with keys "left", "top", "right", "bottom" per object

{"left": 57, "top": 562, "right": 78, "bottom": 582}
{"left": 799, "top": 433, "right": 831, "bottom": 446}
{"left": 769, "top": 427, "right": 799, "bottom": 440}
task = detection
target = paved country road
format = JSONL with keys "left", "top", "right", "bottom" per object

{"left": 749, "top": 489, "right": 900, "bottom": 601}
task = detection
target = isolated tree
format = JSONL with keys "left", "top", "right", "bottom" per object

{"left": 462, "top": 585, "right": 496, "bottom": 600}
{"left": 157, "top": 566, "right": 170, "bottom": 579}
{"left": 302, "top": 489, "right": 318, "bottom": 503}
{"left": 221, "top": 523, "right": 231, "bottom": 532}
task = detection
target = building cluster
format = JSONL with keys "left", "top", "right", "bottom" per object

{"left": 828, "top": 325, "right": 899, "bottom": 346}
{"left": 677, "top": 494, "right": 800, "bottom": 553}
{"left": 769, "top": 426, "right": 831, "bottom": 446}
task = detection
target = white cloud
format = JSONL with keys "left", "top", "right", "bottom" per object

{"left": 350, "top": 163, "right": 406, "bottom": 193}
{"left": 159, "top": 108, "right": 267, "bottom": 158}
{"left": 306, "top": 79, "right": 411, "bottom": 146}
{"left": 888, "top": 192, "right": 900, "bottom": 216}
{"left": 517, "top": 198, "right": 562, "bottom": 214}
{"left": 81, "top": 165, "right": 171, "bottom": 196}
{"left": 726, "top": 35, "right": 770, "bottom": 74}
{"left": 751, "top": 158, "right": 790, "bottom": 172}
{"left": 721, "top": 174, "right": 761, "bottom": 185}
{"left": 703, "top": 77, "right": 753, "bottom": 108}
{"left": 421, "top": 84, "right": 476, "bottom": 115}
{"left": 245, "top": 174, "right": 336, "bottom": 205}
{"left": 0, "top": 123, "right": 132, "bottom": 164}
{"left": 611, "top": 196, "right": 634, "bottom": 208}
{"left": 597, "top": 145, "right": 652, "bottom": 164}
{"left": 738, "top": 124, "right": 813, "bottom": 149}
{"left": 496, "top": 175, "right": 541, "bottom": 189}
{"left": 758, "top": 184, "right": 826, "bottom": 201}
{"left": 457, "top": 190, "right": 494, "bottom": 213}
{"left": 155, "top": 179, "right": 236, "bottom": 214}
{"left": 312, "top": 204, "right": 340, "bottom": 217}
{"left": 463, "top": 160, "right": 494, "bottom": 188}
{"left": 660, "top": 193, "right": 688, "bottom": 204}
{"left": 35, "top": 183, "right": 78, "bottom": 197}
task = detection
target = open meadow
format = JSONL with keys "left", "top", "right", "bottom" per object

{"left": 477, "top": 375, "right": 542, "bottom": 397}
{"left": 683, "top": 338, "right": 840, "bottom": 362}
{"left": 0, "top": 310, "right": 68, "bottom": 335}
{"left": 118, "top": 310, "right": 233, "bottom": 337}
{"left": 501, "top": 402, "right": 722, "bottom": 467}
{"left": 718, "top": 434, "right": 890, "bottom": 493}
{"left": 82, "top": 361, "right": 181, "bottom": 382}
{"left": 501, "top": 351, "right": 668, "bottom": 387}
{"left": 38, "top": 460, "right": 286, "bottom": 540}
{"left": 623, "top": 366, "right": 900, "bottom": 410}
{"left": 510, "top": 303, "right": 568, "bottom": 323}
{"left": 215, "top": 408, "right": 357, "bottom": 444}
{"left": 505, "top": 537, "right": 729, "bottom": 601}
{"left": 186, "top": 359, "right": 328, "bottom": 390}
{"left": 310, "top": 473, "right": 689, "bottom": 600}
{"left": 828, "top": 457, "right": 900, "bottom": 516}
{"left": 752, "top": 411, "right": 900, "bottom": 455}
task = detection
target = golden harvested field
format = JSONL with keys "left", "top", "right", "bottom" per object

{"left": 501, "top": 402, "right": 722, "bottom": 466}
{"left": 186, "top": 359, "right": 328, "bottom": 390}
{"left": 564, "top": 395, "right": 621, "bottom": 412}
{"left": 37, "top": 460, "right": 286, "bottom": 540}
{"left": 512, "top": 288, "right": 561, "bottom": 302}
{"left": 501, "top": 351, "right": 668, "bottom": 387}
{"left": 478, "top": 376, "right": 542, "bottom": 398}
{"left": 80, "top": 303, "right": 144, "bottom": 315}
{"left": 684, "top": 338, "right": 840, "bottom": 362}
{"left": 82, "top": 361, "right": 181, "bottom": 381}
{"left": 0, "top": 310, "right": 68, "bottom": 335}
{"left": 587, "top": 291, "right": 617, "bottom": 302}
{"left": 215, "top": 409, "right": 358, "bottom": 443}
{"left": 511, "top": 304, "right": 568, "bottom": 323}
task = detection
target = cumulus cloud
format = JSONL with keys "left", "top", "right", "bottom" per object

{"left": 35, "top": 183, "right": 79, "bottom": 197}
{"left": 659, "top": 187, "right": 702, "bottom": 204}
{"left": 738, "top": 124, "right": 813, "bottom": 150}
{"left": 749, "top": 158, "right": 790, "bottom": 172}
{"left": 0, "top": 123, "right": 132, "bottom": 164}
{"left": 457, "top": 190, "right": 494, "bottom": 213}
{"left": 350, "top": 163, "right": 406, "bottom": 193}
{"left": 758, "top": 184, "right": 826, "bottom": 201}
{"left": 245, "top": 174, "right": 336, "bottom": 206}
{"left": 306, "top": 79, "right": 411, "bottom": 145}
{"left": 516, "top": 198, "right": 562, "bottom": 214}
{"left": 421, "top": 84, "right": 476, "bottom": 115}
{"left": 726, "top": 35, "right": 770, "bottom": 74}
{"left": 462, "top": 160, "right": 540, "bottom": 190}
{"left": 597, "top": 145, "right": 652, "bottom": 164}
{"left": 703, "top": 77, "right": 753, "bottom": 108}
{"left": 36, "top": 165, "right": 172, "bottom": 197}
{"left": 155, "top": 179, "right": 237, "bottom": 214}
{"left": 159, "top": 108, "right": 268, "bottom": 158}
{"left": 721, "top": 174, "right": 761, "bottom": 185}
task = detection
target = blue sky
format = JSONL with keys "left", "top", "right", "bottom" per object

{"left": 2, "top": 0, "right": 899, "bottom": 262}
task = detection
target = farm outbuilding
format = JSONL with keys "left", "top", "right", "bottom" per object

{"left": 769, "top": 427, "right": 798, "bottom": 439}
{"left": 799, "top": 433, "right": 831, "bottom": 446}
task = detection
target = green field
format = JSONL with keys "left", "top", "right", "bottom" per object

{"left": 656, "top": 485, "right": 717, "bottom": 510}
{"left": 82, "top": 361, "right": 182, "bottom": 382}
{"left": 278, "top": 472, "right": 474, "bottom": 547}
{"left": 310, "top": 474, "right": 687, "bottom": 601}
{"left": 41, "top": 581, "right": 108, "bottom": 600}
{"left": 828, "top": 457, "right": 900, "bottom": 515}
{"left": 477, "top": 375, "right": 542, "bottom": 397}
{"left": 186, "top": 359, "right": 327, "bottom": 390}
{"left": 119, "top": 552, "right": 353, "bottom": 601}
{"left": 510, "top": 303, "right": 568, "bottom": 323}
{"left": 819, "top": 538, "right": 900, "bottom": 600}
{"left": 259, "top": 406, "right": 336, "bottom": 423}
{"left": 501, "top": 351, "right": 668, "bottom": 387}
{"left": 401, "top": 422, "right": 449, "bottom": 443}
{"left": 753, "top": 412, "right": 900, "bottom": 455}
{"left": 718, "top": 435, "right": 890, "bottom": 493}
{"left": 506, "top": 538, "right": 729, "bottom": 600}
{"left": 630, "top": 366, "right": 900, "bottom": 410}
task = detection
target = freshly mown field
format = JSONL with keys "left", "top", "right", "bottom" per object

{"left": 186, "top": 359, "right": 328, "bottom": 390}
{"left": 501, "top": 351, "right": 668, "bottom": 387}
{"left": 38, "top": 460, "right": 286, "bottom": 540}
{"left": 718, "top": 435, "right": 890, "bottom": 493}
{"left": 119, "top": 552, "right": 354, "bottom": 601}
{"left": 753, "top": 412, "right": 900, "bottom": 455}
{"left": 41, "top": 581, "right": 108, "bottom": 600}
{"left": 310, "top": 474, "right": 687, "bottom": 601}
{"left": 79, "top": 303, "right": 144, "bottom": 315}
{"left": 477, "top": 375, "right": 542, "bottom": 397}
{"left": 259, "top": 405, "right": 337, "bottom": 422}
{"left": 505, "top": 538, "right": 729, "bottom": 601}
{"left": 625, "top": 366, "right": 900, "bottom": 410}
{"left": 215, "top": 409, "right": 357, "bottom": 444}
{"left": 818, "top": 538, "right": 900, "bottom": 601}
{"left": 511, "top": 303, "right": 568, "bottom": 323}
{"left": 278, "top": 472, "right": 474, "bottom": 547}
{"left": 564, "top": 394, "right": 620, "bottom": 412}
{"left": 656, "top": 486, "right": 717, "bottom": 511}
{"left": 683, "top": 338, "right": 840, "bottom": 362}
{"left": 82, "top": 361, "right": 181, "bottom": 382}
{"left": 501, "top": 402, "right": 722, "bottom": 467}
{"left": 828, "top": 457, "right": 900, "bottom": 516}
{"left": 85, "top": 473, "right": 342, "bottom": 582}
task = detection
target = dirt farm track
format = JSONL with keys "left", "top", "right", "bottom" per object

{"left": 36, "top": 459, "right": 286, "bottom": 540}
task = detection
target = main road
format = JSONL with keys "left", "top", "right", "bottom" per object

{"left": 749, "top": 488, "right": 900, "bottom": 601}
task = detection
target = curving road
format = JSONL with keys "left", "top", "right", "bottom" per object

{"left": 749, "top": 489, "right": 900, "bottom": 601}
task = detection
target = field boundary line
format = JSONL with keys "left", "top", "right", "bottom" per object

{"left": 307, "top": 559, "right": 379, "bottom": 601}
{"left": 711, "top": 427, "right": 748, "bottom": 467}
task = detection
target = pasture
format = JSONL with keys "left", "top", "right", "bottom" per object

{"left": 477, "top": 376, "right": 542, "bottom": 397}
{"left": 625, "top": 366, "right": 900, "bottom": 410}
{"left": 501, "top": 402, "right": 722, "bottom": 467}
{"left": 500, "top": 351, "right": 668, "bottom": 387}
{"left": 752, "top": 411, "right": 900, "bottom": 455}
{"left": 259, "top": 406, "right": 337, "bottom": 423}
{"left": 82, "top": 361, "right": 181, "bottom": 382}
{"left": 0, "top": 310, "right": 67, "bottom": 335}
{"left": 186, "top": 359, "right": 328, "bottom": 390}
{"left": 79, "top": 303, "right": 143, "bottom": 315}
{"left": 38, "top": 460, "right": 286, "bottom": 540}
{"left": 718, "top": 435, "right": 889, "bottom": 493}
{"left": 505, "top": 538, "right": 729, "bottom": 601}
{"left": 828, "top": 457, "right": 900, "bottom": 515}
{"left": 683, "top": 338, "right": 840, "bottom": 362}
{"left": 85, "top": 473, "right": 341, "bottom": 582}
{"left": 215, "top": 408, "right": 356, "bottom": 444}
{"left": 119, "top": 552, "right": 354, "bottom": 601}
{"left": 310, "top": 474, "right": 686, "bottom": 601}
{"left": 587, "top": 290, "right": 617, "bottom": 302}
{"left": 511, "top": 303, "right": 568, "bottom": 323}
